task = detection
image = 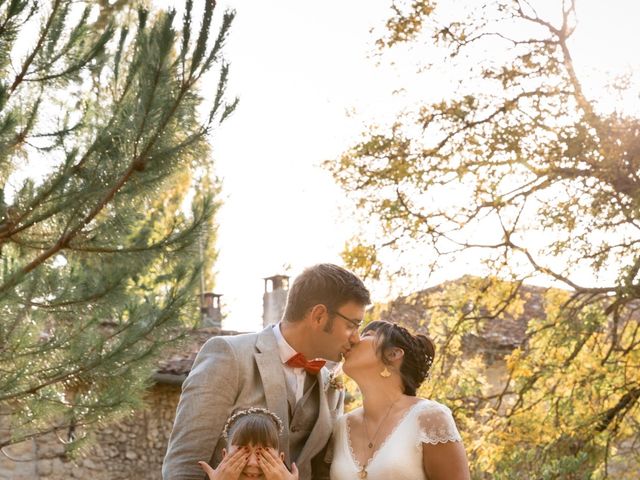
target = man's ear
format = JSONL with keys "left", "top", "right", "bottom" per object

{"left": 309, "top": 304, "right": 328, "bottom": 327}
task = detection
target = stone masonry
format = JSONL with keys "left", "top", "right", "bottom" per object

{"left": 0, "top": 384, "right": 180, "bottom": 480}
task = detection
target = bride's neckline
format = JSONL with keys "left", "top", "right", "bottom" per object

{"left": 345, "top": 399, "right": 427, "bottom": 471}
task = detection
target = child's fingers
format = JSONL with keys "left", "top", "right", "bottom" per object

{"left": 197, "top": 461, "right": 216, "bottom": 479}
{"left": 260, "top": 451, "right": 281, "bottom": 474}
{"left": 291, "top": 462, "right": 299, "bottom": 479}
{"left": 258, "top": 448, "right": 279, "bottom": 469}
{"left": 217, "top": 449, "right": 246, "bottom": 474}
{"left": 256, "top": 453, "right": 273, "bottom": 474}
{"left": 220, "top": 446, "right": 244, "bottom": 467}
{"left": 227, "top": 449, "right": 249, "bottom": 471}
{"left": 217, "top": 451, "right": 234, "bottom": 469}
{"left": 265, "top": 448, "right": 280, "bottom": 462}
{"left": 256, "top": 450, "right": 272, "bottom": 467}
{"left": 229, "top": 447, "right": 247, "bottom": 459}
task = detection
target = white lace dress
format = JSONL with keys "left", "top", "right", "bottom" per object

{"left": 330, "top": 399, "right": 462, "bottom": 480}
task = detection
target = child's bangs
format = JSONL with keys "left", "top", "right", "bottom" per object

{"left": 229, "top": 415, "right": 280, "bottom": 449}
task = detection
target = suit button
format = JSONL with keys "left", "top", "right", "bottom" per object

{"left": 291, "top": 426, "right": 299, "bottom": 432}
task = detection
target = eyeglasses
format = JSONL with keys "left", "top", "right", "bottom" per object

{"left": 330, "top": 310, "right": 362, "bottom": 331}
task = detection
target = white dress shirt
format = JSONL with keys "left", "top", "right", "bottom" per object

{"left": 272, "top": 323, "right": 307, "bottom": 403}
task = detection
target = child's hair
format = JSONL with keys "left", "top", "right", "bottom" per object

{"left": 222, "top": 407, "right": 283, "bottom": 449}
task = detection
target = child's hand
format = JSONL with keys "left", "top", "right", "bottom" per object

{"left": 256, "top": 447, "right": 299, "bottom": 480}
{"left": 198, "top": 448, "right": 249, "bottom": 480}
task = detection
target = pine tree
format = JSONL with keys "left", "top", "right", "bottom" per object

{"left": 0, "top": 0, "right": 236, "bottom": 450}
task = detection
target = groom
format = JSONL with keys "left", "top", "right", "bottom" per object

{"left": 162, "top": 264, "right": 370, "bottom": 480}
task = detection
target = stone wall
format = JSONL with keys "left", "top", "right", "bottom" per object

{"left": 0, "top": 439, "right": 37, "bottom": 480}
{"left": 0, "top": 383, "right": 181, "bottom": 480}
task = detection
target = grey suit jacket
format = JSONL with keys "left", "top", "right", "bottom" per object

{"left": 162, "top": 326, "right": 344, "bottom": 480}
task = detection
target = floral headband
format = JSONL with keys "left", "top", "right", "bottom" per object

{"left": 222, "top": 407, "right": 284, "bottom": 438}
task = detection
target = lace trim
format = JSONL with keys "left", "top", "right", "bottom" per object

{"left": 345, "top": 401, "right": 425, "bottom": 472}
{"left": 418, "top": 431, "right": 462, "bottom": 446}
{"left": 416, "top": 403, "right": 462, "bottom": 447}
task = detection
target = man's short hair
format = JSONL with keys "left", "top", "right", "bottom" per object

{"left": 282, "top": 264, "right": 371, "bottom": 322}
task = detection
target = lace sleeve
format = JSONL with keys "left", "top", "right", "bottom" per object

{"left": 417, "top": 403, "right": 462, "bottom": 445}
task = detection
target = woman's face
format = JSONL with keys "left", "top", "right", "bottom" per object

{"left": 226, "top": 444, "right": 283, "bottom": 479}
{"left": 342, "top": 328, "right": 381, "bottom": 376}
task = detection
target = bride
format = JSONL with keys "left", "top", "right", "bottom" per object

{"left": 330, "top": 320, "right": 470, "bottom": 480}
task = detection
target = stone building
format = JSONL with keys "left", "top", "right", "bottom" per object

{"left": 262, "top": 275, "right": 289, "bottom": 328}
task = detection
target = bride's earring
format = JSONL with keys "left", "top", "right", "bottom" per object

{"left": 380, "top": 366, "right": 391, "bottom": 378}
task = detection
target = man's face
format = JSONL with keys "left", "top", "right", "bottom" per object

{"left": 314, "top": 300, "right": 366, "bottom": 362}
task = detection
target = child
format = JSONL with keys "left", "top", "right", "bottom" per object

{"left": 198, "top": 407, "right": 299, "bottom": 480}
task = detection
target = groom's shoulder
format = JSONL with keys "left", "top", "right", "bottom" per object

{"left": 221, "top": 330, "right": 261, "bottom": 348}
{"left": 200, "top": 328, "right": 265, "bottom": 352}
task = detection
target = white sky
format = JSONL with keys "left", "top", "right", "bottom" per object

{"left": 14, "top": 1, "right": 638, "bottom": 332}
{"left": 207, "top": 0, "right": 640, "bottom": 332}
{"left": 211, "top": 0, "right": 397, "bottom": 331}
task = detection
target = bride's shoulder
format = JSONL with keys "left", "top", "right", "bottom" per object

{"left": 412, "top": 399, "right": 462, "bottom": 444}
{"left": 411, "top": 398, "right": 455, "bottom": 419}
{"left": 413, "top": 398, "right": 451, "bottom": 410}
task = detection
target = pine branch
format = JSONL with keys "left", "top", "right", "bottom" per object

{"left": 9, "top": 0, "right": 62, "bottom": 94}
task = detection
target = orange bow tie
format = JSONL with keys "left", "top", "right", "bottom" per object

{"left": 286, "top": 353, "right": 326, "bottom": 375}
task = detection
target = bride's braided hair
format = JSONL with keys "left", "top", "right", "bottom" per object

{"left": 362, "top": 320, "right": 435, "bottom": 396}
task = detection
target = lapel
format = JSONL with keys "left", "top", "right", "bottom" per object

{"left": 286, "top": 378, "right": 297, "bottom": 416}
{"left": 295, "top": 369, "right": 332, "bottom": 465}
{"left": 254, "top": 327, "right": 291, "bottom": 463}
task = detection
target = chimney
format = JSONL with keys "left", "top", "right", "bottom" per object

{"left": 200, "top": 292, "right": 222, "bottom": 329}
{"left": 262, "top": 275, "right": 289, "bottom": 327}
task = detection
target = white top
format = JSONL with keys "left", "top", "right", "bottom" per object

{"left": 330, "top": 399, "right": 462, "bottom": 480}
{"left": 272, "top": 323, "right": 306, "bottom": 402}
